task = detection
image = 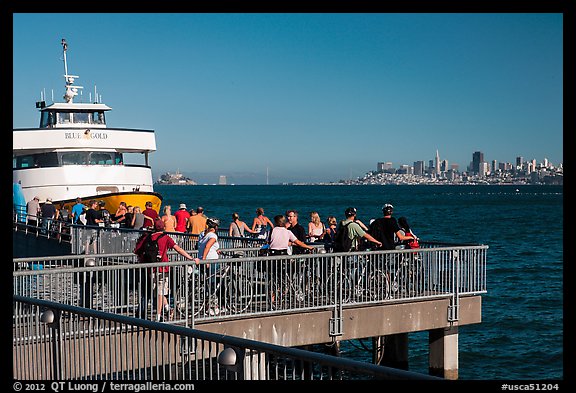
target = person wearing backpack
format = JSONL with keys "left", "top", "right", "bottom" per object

{"left": 397, "top": 216, "right": 420, "bottom": 250}
{"left": 368, "top": 204, "right": 415, "bottom": 250}
{"left": 334, "top": 207, "right": 382, "bottom": 252}
{"left": 134, "top": 219, "right": 196, "bottom": 321}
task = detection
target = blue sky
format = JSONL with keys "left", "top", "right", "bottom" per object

{"left": 13, "top": 13, "right": 563, "bottom": 184}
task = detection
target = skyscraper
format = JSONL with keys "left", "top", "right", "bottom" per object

{"left": 441, "top": 159, "right": 449, "bottom": 173}
{"left": 414, "top": 161, "right": 425, "bottom": 176}
{"left": 473, "top": 151, "right": 484, "bottom": 174}
{"left": 435, "top": 150, "right": 441, "bottom": 175}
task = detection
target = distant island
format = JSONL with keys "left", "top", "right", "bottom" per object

{"left": 155, "top": 170, "right": 197, "bottom": 185}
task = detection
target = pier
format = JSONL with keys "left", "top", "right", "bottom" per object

{"left": 13, "top": 217, "right": 487, "bottom": 380}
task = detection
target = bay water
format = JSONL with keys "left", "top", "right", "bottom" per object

{"left": 155, "top": 184, "right": 563, "bottom": 380}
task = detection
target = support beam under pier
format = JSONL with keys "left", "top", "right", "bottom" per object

{"left": 373, "top": 333, "right": 409, "bottom": 370}
{"left": 429, "top": 326, "right": 459, "bottom": 380}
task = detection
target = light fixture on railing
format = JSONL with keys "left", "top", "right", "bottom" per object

{"left": 217, "top": 346, "right": 244, "bottom": 373}
{"left": 40, "top": 309, "right": 55, "bottom": 324}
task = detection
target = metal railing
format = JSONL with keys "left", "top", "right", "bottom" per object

{"left": 13, "top": 210, "right": 268, "bottom": 253}
{"left": 13, "top": 209, "right": 72, "bottom": 243}
{"left": 70, "top": 225, "right": 267, "bottom": 254}
{"left": 13, "top": 295, "right": 441, "bottom": 380}
{"left": 14, "top": 244, "right": 487, "bottom": 329}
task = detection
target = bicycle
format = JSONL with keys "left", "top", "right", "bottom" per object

{"left": 326, "top": 253, "right": 389, "bottom": 304}
{"left": 268, "top": 248, "right": 321, "bottom": 310}
{"left": 387, "top": 246, "right": 424, "bottom": 298}
{"left": 174, "top": 254, "right": 254, "bottom": 318}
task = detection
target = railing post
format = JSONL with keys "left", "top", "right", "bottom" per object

{"left": 41, "top": 308, "right": 62, "bottom": 379}
{"left": 330, "top": 255, "right": 343, "bottom": 337}
{"left": 190, "top": 267, "right": 195, "bottom": 329}
{"left": 447, "top": 250, "right": 460, "bottom": 322}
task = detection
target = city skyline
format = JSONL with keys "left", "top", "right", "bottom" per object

{"left": 375, "top": 148, "right": 562, "bottom": 173}
{"left": 156, "top": 147, "right": 562, "bottom": 185}
{"left": 13, "top": 13, "right": 563, "bottom": 184}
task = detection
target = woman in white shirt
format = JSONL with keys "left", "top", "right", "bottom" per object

{"left": 195, "top": 217, "right": 222, "bottom": 315}
{"left": 307, "top": 211, "right": 325, "bottom": 243}
{"left": 196, "top": 217, "right": 221, "bottom": 262}
{"left": 269, "top": 215, "right": 314, "bottom": 255}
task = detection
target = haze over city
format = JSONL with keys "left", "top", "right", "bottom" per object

{"left": 13, "top": 13, "right": 563, "bottom": 185}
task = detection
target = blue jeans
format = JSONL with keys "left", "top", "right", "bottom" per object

{"left": 41, "top": 218, "right": 52, "bottom": 234}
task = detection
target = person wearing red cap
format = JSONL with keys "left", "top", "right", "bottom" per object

{"left": 134, "top": 218, "right": 196, "bottom": 321}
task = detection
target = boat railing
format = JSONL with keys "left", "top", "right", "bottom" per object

{"left": 13, "top": 244, "right": 488, "bottom": 328}
{"left": 13, "top": 207, "right": 72, "bottom": 243}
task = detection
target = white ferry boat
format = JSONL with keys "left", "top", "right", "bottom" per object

{"left": 13, "top": 39, "right": 163, "bottom": 214}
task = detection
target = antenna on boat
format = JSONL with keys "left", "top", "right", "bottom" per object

{"left": 61, "top": 38, "right": 83, "bottom": 103}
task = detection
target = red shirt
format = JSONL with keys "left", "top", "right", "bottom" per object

{"left": 174, "top": 209, "right": 191, "bottom": 232}
{"left": 134, "top": 232, "right": 176, "bottom": 272}
{"left": 143, "top": 208, "right": 159, "bottom": 227}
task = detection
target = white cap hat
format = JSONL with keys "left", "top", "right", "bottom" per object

{"left": 46, "top": 197, "right": 52, "bottom": 202}
{"left": 179, "top": 203, "right": 187, "bottom": 209}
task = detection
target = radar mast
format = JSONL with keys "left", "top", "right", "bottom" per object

{"left": 61, "top": 38, "right": 83, "bottom": 103}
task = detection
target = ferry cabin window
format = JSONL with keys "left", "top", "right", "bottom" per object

{"left": 40, "top": 111, "right": 56, "bottom": 128}
{"left": 88, "top": 152, "right": 115, "bottom": 165}
{"left": 74, "top": 112, "right": 89, "bottom": 124}
{"left": 92, "top": 111, "right": 105, "bottom": 125}
{"left": 57, "top": 112, "right": 72, "bottom": 124}
{"left": 14, "top": 156, "right": 35, "bottom": 169}
{"left": 36, "top": 153, "right": 59, "bottom": 167}
{"left": 59, "top": 152, "right": 122, "bottom": 166}
{"left": 13, "top": 153, "right": 58, "bottom": 168}
{"left": 61, "top": 152, "right": 88, "bottom": 165}
{"left": 14, "top": 152, "right": 123, "bottom": 168}
{"left": 52, "top": 111, "right": 104, "bottom": 125}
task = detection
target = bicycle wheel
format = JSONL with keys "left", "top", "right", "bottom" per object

{"left": 326, "top": 272, "right": 351, "bottom": 304}
{"left": 290, "top": 269, "right": 307, "bottom": 304}
{"left": 193, "top": 269, "right": 218, "bottom": 318}
{"left": 368, "top": 270, "right": 390, "bottom": 300}
{"left": 270, "top": 278, "right": 287, "bottom": 310}
{"left": 225, "top": 274, "right": 254, "bottom": 313}
{"left": 173, "top": 280, "right": 189, "bottom": 319}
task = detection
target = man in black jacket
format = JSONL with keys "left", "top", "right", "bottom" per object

{"left": 40, "top": 197, "right": 56, "bottom": 234}
{"left": 369, "top": 203, "right": 414, "bottom": 250}
{"left": 286, "top": 209, "right": 307, "bottom": 254}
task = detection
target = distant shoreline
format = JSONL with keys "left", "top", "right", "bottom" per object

{"left": 154, "top": 183, "right": 563, "bottom": 187}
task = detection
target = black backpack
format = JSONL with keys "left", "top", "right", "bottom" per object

{"left": 333, "top": 221, "right": 354, "bottom": 252}
{"left": 100, "top": 209, "right": 111, "bottom": 227}
{"left": 138, "top": 233, "right": 166, "bottom": 263}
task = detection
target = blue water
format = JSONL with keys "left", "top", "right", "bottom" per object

{"left": 155, "top": 184, "right": 563, "bottom": 380}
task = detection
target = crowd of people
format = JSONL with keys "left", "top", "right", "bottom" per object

{"left": 25, "top": 195, "right": 420, "bottom": 252}
{"left": 24, "top": 194, "right": 420, "bottom": 321}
